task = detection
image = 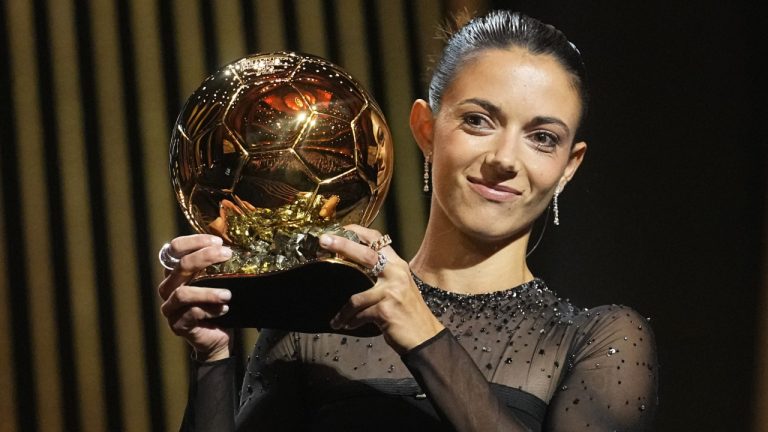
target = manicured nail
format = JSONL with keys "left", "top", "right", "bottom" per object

{"left": 220, "top": 305, "right": 230, "bottom": 314}
{"left": 221, "top": 247, "right": 232, "bottom": 258}
{"left": 218, "top": 290, "right": 232, "bottom": 301}
{"left": 210, "top": 236, "right": 223, "bottom": 246}
{"left": 319, "top": 235, "right": 332, "bottom": 247}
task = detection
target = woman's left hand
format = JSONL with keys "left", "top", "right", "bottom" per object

{"left": 320, "top": 225, "right": 444, "bottom": 354}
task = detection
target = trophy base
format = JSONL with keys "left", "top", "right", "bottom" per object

{"left": 193, "top": 260, "right": 381, "bottom": 337}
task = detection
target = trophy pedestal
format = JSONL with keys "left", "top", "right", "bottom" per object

{"left": 195, "top": 260, "right": 381, "bottom": 337}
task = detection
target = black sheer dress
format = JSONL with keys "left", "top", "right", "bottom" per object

{"left": 181, "top": 276, "right": 658, "bottom": 431}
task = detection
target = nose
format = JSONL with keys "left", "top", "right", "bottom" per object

{"left": 483, "top": 134, "right": 520, "bottom": 175}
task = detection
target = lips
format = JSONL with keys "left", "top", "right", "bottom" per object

{"left": 467, "top": 176, "right": 522, "bottom": 202}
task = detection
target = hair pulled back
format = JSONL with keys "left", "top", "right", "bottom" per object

{"left": 429, "top": 10, "right": 588, "bottom": 123}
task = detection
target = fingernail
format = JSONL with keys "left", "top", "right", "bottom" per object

{"left": 218, "top": 290, "right": 232, "bottom": 301}
{"left": 221, "top": 247, "right": 232, "bottom": 258}
{"left": 221, "top": 305, "right": 230, "bottom": 315}
{"left": 319, "top": 235, "right": 332, "bottom": 247}
{"left": 210, "top": 236, "right": 223, "bottom": 246}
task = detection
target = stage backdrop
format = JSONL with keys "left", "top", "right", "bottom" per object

{"left": 0, "top": 0, "right": 443, "bottom": 430}
{"left": 1, "top": 1, "right": 765, "bottom": 432}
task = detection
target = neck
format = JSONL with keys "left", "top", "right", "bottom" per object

{"left": 409, "top": 210, "right": 535, "bottom": 295}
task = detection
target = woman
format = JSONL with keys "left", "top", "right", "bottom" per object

{"left": 158, "top": 10, "right": 658, "bottom": 431}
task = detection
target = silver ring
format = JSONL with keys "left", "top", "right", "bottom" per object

{"left": 369, "top": 234, "right": 392, "bottom": 252}
{"left": 158, "top": 242, "right": 180, "bottom": 270}
{"left": 368, "top": 251, "right": 388, "bottom": 278}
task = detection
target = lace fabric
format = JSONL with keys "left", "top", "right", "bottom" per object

{"left": 182, "top": 278, "right": 658, "bottom": 431}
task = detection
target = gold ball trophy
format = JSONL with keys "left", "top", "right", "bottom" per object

{"left": 170, "top": 52, "right": 393, "bottom": 336}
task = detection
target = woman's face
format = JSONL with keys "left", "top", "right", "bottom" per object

{"left": 412, "top": 47, "right": 587, "bottom": 243}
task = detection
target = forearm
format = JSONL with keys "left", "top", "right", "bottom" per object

{"left": 180, "top": 356, "right": 237, "bottom": 432}
{"left": 402, "top": 329, "right": 532, "bottom": 432}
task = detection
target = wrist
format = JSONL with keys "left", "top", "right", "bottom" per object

{"left": 193, "top": 345, "right": 230, "bottom": 363}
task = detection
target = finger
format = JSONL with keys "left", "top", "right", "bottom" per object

{"left": 167, "top": 304, "right": 229, "bottom": 336}
{"left": 319, "top": 234, "right": 379, "bottom": 268}
{"left": 330, "top": 288, "right": 386, "bottom": 330}
{"left": 341, "top": 304, "right": 383, "bottom": 330}
{"left": 158, "top": 245, "right": 232, "bottom": 299}
{"left": 169, "top": 234, "right": 223, "bottom": 258}
{"left": 161, "top": 285, "right": 232, "bottom": 318}
{"left": 342, "top": 224, "right": 384, "bottom": 245}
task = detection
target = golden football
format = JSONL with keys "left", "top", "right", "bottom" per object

{"left": 170, "top": 52, "right": 393, "bottom": 282}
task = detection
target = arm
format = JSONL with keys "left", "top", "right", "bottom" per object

{"left": 544, "top": 306, "right": 658, "bottom": 431}
{"left": 156, "top": 234, "right": 236, "bottom": 431}
{"left": 180, "top": 357, "right": 237, "bottom": 432}
{"left": 321, "top": 226, "right": 533, "bottom": 431}
{"left": 179, "top": 330, "right": 303, "bottom": 432}
{"left": 402, "top": 329, "right": 534, "bottom": 431}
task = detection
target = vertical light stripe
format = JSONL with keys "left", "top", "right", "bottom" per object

{"left": 89, "top": 0, "right": 151, "bottom": 430}
{"left": 0, "top": 36, "right": 17, "bottom": 425}
{"left": 333, "top": 0, "right": 371, "bottom": 89}
{"left": 47, "top": 0, "right": 106, "bottom": 430}
{"left": 242, "top": 328, "right": 260, "bottom": 360}
{"left": 375, "top": 0, "right": 426, "bottom": 258}
{"left": 255, "top": 0, "right": 286, "bottom": 52}
{"left": 294, "top": 0, "right": 327, "bottom": 57}
{"left": 413, "top": 0, "right": 443, "bottom": 94}
{"left": 0, "top": 190, "right": 16, "bottom": 432}
{"left": 130, "top": 1, "right": 189, "bottom": 429}
{"left": 0, "top": 189, "right": 16, "bottom": 431}
{"left": 446, "top": 0, "right": 487, "bottom": 15}
{"left": 7, "top": 0, "right": 63, "bottom": 430}
{"left": 212, "top": 0, "right": 246, "bottom": 64}
{"left": 172, "top": 0, "right": 206, "bottom": 98}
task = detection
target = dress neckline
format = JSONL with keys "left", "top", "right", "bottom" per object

{"left": 410, "top": 271, "right": 547, "bottom": 299}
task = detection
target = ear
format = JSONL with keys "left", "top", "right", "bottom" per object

{"left": 409, "top": 99, "right": 435, "bottom": 158}
{"left": 560, "top": 141, "right": 587, "bottom": 188}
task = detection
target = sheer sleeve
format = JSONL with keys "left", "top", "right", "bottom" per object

{"left": 179, "top": 329, "right": 302, "bottom": 431}
{"left": 235, "top": 329, "right": 304, "bottom": 430}
{"left": 180, "top": 357, "right": 238, "bottom": 432}
{"left": 544, "top": 306, "right": 659, "bottom": 431}
{"left": 402, "top": 329, "right": 534, "bottom": 431}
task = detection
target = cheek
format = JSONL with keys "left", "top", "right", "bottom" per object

{"left": 524, "top": 154, "right": 570, "bottom": 191}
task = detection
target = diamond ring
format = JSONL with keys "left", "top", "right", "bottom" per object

{"left": 158, "top": 242, "right": 180, "bottom": 270}
{"left": 368, "top": 251, "right": 388, "bottom": 278}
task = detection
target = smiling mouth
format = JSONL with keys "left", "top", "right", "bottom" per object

{"left": 467, "top": 176, "right": 522, "bottom": 202}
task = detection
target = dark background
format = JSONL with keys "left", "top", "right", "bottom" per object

{"left": 501, "top": 1, "right": 767, "bottom": 431}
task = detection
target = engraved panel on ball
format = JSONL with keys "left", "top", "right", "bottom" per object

{"left": 232, "top": 53, "right": 299, "bottom": 84}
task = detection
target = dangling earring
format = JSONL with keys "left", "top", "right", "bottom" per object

{"left": 553, "top": 187, "right": 561, "bottom": 226}
{"left": 423, "top": 153, "right": 431, "bottom": 193}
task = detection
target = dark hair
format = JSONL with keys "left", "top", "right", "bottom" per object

{"left": 429, "top": 10, "right": 589, "bottom": 129}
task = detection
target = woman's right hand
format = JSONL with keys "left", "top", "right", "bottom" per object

{"left": 157, "top": 234, "right": 233, "bottom": 362}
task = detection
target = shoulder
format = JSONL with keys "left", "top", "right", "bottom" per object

{"left": 568, "top": 304, "right": 657, "bottom": 365}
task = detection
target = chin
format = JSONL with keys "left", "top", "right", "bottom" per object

{"left": 455, "top": 219, "right": 532, "bottom": 245}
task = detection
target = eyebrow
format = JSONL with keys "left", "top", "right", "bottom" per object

{"left": 527, "top": 116, "right": 571, "bottom": 137}
{"left": 458, "top": 98, "right": 503, "bottom": 119}
{"left": 458, "top": 98, "right": 572, "bottom": 137}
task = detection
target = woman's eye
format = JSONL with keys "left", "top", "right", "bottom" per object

{"left": 462, "top": 113, "right": 491, "bottom": 129}
{"left": 530, "top": 131, "right": 560, "bottom": 151}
